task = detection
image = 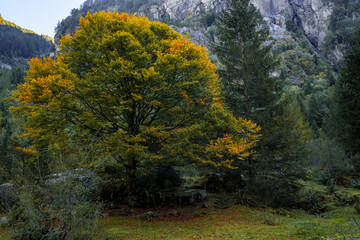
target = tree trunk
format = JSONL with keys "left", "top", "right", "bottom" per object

{"left": 126, "top": 107, "right": 139, "bottom": 206}
{"left": 126, "top": 154, "right": 138, "bottom": 206}
{"left": 243, "top": 81, "right": 255, "bottom": 184}
{"left": 248, "top": 154, "right": 255, "bottom": 185}
{"left": 243, "top": 82, "right": 249, "bottom": 118}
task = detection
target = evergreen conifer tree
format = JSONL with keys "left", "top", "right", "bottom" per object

{"left": 212, "top": 0, "right": 308, "bottom": 206}
{"left": 336, "top": 30, "right": 360, "bottom": 157}
{"left": 211, "top": 0, "right": 280, "bottom": 120}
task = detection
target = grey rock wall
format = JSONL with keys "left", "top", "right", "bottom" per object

{"left": 137, "top": 0, "right": 333, "bottom": 51}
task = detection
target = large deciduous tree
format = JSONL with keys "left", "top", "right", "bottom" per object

{"left": 12, "top": 12, "right": 260, "bottom": 199}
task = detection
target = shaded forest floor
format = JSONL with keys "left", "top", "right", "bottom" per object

{"left": 1, "top": 182, "right": 360, "bottom": 239}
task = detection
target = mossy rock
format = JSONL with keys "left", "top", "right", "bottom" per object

{"left": 182, "top": 176, "right": 206, "bottom": 189}
{"left": 141, "top": 211, "right": 157, "bottom": 220}
{"left": 168, "top": 210, "right": 180, "bottom": 217}
{"left": 175, "top": 189, "right": 207, "bottom": 205}
{"left": 274, "top": 208, "right": 291, "bottom": 217}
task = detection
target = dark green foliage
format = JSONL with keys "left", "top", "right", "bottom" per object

{"left": 355, "top": 202, "right": 360, "bottom": 214}
{"left": 0, "top": 183, "right": 18, "bottom": 212}
{"left": 10, "top": 66, "right": 25, "bottom": 86}
{"left": 252, "top": 95, "right": 309, "bottom": 207}
{"left": 285, "top": 19, "right": 301, "bottom": 34}
{"left": 200, "top": 10, "right": 217, "bottom": 27}
{"left": 322, "top": 1, "right": 360, "bottom": 54}
{"left": 0, "top": 67, "right": 27, "bottom": 184}
{"left": 9, "top": 172, "right": 101, "bottom": 240}
{"left": 211, "top": 0, "right": 308, "bottom": 207}
{"left": 0, "top": 25, "right": 52, "bottom": 58}
{"left": 329, "top": 6, "right": 347, "bottom": 32}
{"left": 211, "top": 0, "right": 279, "bottom": 120}
{"left": 211, "top": 0, "right": 277, "bottom": 184}
{"left": 335, "top": 30, "right": 360, "bottom": 156}
{"left": 205, "top": 169, "right": 245, "bottom": 193}
{"left": 308, "top": 132, "right": 354, "bottom": 186}
{"left": 298, "top": 190, "right": 327, "bottom": 214}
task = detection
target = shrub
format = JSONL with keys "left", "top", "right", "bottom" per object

{"left": 298, "top": 190, "right": 327, "bottom": 214}
{"left": 9, "top": 170, "right": 102, "bottom": 240}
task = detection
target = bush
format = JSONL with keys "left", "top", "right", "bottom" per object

{"left": 298, "top": 190, "right": 327, "bottom": 214}
{"left": 0, "top": 183, "right": 18, "bottom": 212}
{"left": 242, "top": 175, "right": 302, "bottom": 208}
{"left": 355, "top": 203, "right": 360, "bottom": 214}
{"left": 9, "top": 170, "right": 102, "bottom": 240}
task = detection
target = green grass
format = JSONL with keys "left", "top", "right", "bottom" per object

{"left": 2, "top": 182, "right": 360, "bottom": 239}
{"left": 98, "top": 205, "right": 360, "bottom": 239}
{"left": 1, "top": 205, "right": 359, "bottom": 239}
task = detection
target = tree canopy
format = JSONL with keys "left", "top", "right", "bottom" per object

{"left": 12, "top": 11, "right": 260, "bottom": 195}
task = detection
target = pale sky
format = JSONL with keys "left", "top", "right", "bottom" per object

{"left": 0, "top": 0, "right": 85, "bottom": 37}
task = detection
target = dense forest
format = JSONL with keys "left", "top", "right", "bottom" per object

{"left": 0, "top": 15, "right": 53, "bottom": 184}
{"left": 54, "top": 0, "right": 157, "bottom": 42}
{"left": 0, "top": 15, "right": 53, "bottom": 59}
{"left": 1, "top": 0, "right": 360, "bottom": 239}
{"left": 322, "top": 0, "right": 360, "bottom": 56}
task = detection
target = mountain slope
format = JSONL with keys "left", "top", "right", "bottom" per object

{"left": 0, "top": 14, "right": 54, "bottom": 62}
{"left": 54, "top": 0, "right": 359, "bottom": 67}
{"left": 54, "top": 0, "right": 155, "bottom": 42}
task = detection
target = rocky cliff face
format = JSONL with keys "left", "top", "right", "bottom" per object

{"left": 56, "top": 0, "right": 360, "bottom": 66}
{"left": 138, "top": 0, "right": 333, "bottom": 56}
{"left": 139, "top": 0, "right": 226, "bottom": 21}
{"left": 253, "top": 0, "right": 333, "bottom": 48}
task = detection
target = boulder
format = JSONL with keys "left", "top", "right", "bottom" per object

{"left": 168, "top": 210, "right": 180, "bottom": 216}
{"left": 175, "top": 189, "right": 208, "bottom": 205}
{"left": 45, "top": 168, "right": 96, "bottom": 186}
{"left": 128, "top": 189, "right": 167, "bottom": 208}
{"left": 141, "top": 211, "right": 157, "bottom": 220}
{"left": 202, "top": 203, "right": 209, "bottom": 208}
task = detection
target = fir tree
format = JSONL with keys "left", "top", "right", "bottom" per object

{"left": 211, "top": 0, "right": 280, "bottom": 179}
{"left": 336, "top": 30, "right": 360, "bottom": 157}
{"left": 212, "top": 0, "right": 308, "bottom": 206}
{"left": 211, "top": 0, "right": 280, "bottom": 120}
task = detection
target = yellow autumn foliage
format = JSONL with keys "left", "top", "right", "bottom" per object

{"left": 12, "top": 12, "right": 260, "bottom": 172}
